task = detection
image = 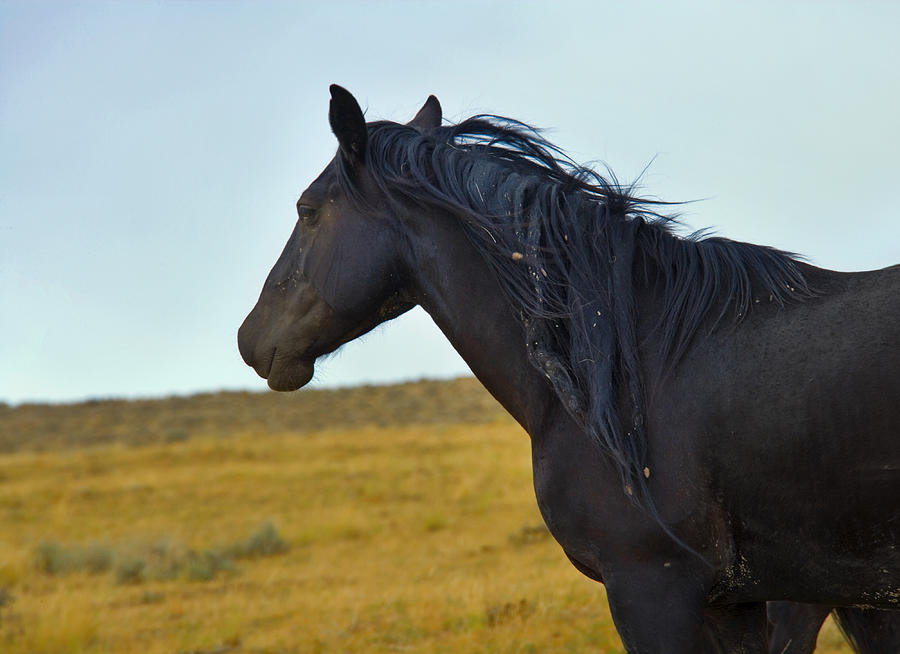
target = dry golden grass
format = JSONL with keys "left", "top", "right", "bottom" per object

{"left": 0, "top": 383, "right": 851, "bottom": 653}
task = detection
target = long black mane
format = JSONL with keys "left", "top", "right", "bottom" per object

{"left": 337, "top": 114, "right": 812, "bottom": 509}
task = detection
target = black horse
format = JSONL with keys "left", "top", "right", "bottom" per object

{"left": 239, "top": 86, "right": 900, "bottom": 653}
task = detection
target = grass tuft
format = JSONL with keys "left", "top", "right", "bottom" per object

{"left": 114, "top": 557, "right": 146, "bottom": 585}
{"left": 223, "top": 521, "right": 288, "bottom": 559}
{"left": 485, "top": 598, "right": 535, "bottom": 627}
{"left": 184, "top": 549, "right": 234, "bottom": 582}
{"left": 33, "top": 541, "right": 113, "bottom": 576}
{"left": 33, "top": 523, "right": 287, "bottom": 586}
{"left": 508, "top": 523, "right": 551, "bottom": 546}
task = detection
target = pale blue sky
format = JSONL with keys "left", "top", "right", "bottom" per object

{"left": 2, "top": 1, "right": 898, "bottom": 404}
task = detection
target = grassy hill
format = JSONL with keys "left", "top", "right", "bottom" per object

{"left": 0, "top": 378, "right": 850, "bottom": 653}
{"left": 0, "top": 377, "right": 510, "bottom": 453}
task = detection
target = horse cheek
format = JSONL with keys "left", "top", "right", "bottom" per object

{"left": 305, "top": 228, "right": 398, "bottom": 321}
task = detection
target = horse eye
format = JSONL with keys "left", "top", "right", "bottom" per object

{"left": 297, "top": 204, "right": 319, "bottom": 225}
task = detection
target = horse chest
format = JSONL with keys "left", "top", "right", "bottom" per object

{"left": 529, "top": 427, "right": 670, "bottom": 578}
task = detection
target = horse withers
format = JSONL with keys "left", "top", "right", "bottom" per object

{"left": 239, "top": 86, "right": 900, "bottom": 653}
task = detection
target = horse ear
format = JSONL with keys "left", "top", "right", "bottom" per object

{"left": 408, "top": 95, "right": 442, "bottom": 129}
{"left": 329, "top": 84, "right": 367, "bottom": 164}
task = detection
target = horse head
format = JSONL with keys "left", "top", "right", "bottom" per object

{"left": 238, "top": 85, "right": 442, "bottom": 390}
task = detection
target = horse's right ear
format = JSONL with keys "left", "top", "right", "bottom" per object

{"left": 329, "top": 84, "right": 367, "bottom": 165}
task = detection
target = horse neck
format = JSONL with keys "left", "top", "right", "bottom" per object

{"left": 401, "top": 206, "right": 557, "bottom": 434}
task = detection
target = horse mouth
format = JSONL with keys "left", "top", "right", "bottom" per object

{"left": 265, "top": 351, "right": 315, "bottom": 392}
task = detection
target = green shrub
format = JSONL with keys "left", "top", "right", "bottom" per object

{"left": 185, "top": 549, "right": 234, "bottom": 582}
{"left": 33, "top": 541, "right": 66, "bottom": 575}
{"left": 225, "top": 521, "right": 288, "bottom": 559}
{"left": 81, "top": 542, "right": 114, "bottom": 573}
{"left": 113, "top": 557, "right": 145, "bottom": 584}
{"left": 33, "top": 540, "right": 113, "bottom": 575}
{"left": 34, "top": 523, "right": 287, "bottom": 585}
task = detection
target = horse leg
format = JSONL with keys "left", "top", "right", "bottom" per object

{"left": 702, "top": 602, "right": 767, "bottom": 654}
{"left": 604, "top": 568, "right": 768, "bottom": 653}
{"left": 766, "top": 601, "right": 830, "bottom": 654}
{"left": 832, "top": 607, "right": 900, "bottom": 654}
{"left": 604, "top": 567, "right": 706, "bottom": 653}
{"left": 703, "top": 602, "right": 770, "bottom": 654}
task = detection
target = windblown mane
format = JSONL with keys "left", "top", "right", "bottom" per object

{"left": 336, "top": 114, "right": 812, "bottom": 510}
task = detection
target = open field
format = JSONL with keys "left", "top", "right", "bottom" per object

{"left": 0, "top": 379, "right": 850, "bottom": 652}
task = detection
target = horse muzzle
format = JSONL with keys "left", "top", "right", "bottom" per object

{"left": 237, "top": 301, "right": 318, "bottom": 391}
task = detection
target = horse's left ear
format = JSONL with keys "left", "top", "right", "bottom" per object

{"left": 329, "top": 84, "right": 367, "bottom": 164}
{"left": 408, "top": 95, "right": 442, "bottom": 129}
